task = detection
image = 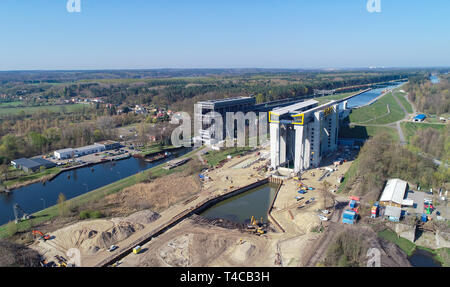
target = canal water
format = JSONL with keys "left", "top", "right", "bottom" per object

{"left": 408, "top": 248, "right": 442, "bottom": 267}
{"left": 199, "top": 183, "right": 278, "bottom": 224}
{"left": 0, "top": 148, "right": 191, "bottom": 225}
{"left": 341, "top": 82, "right": 404, "bottom": 109}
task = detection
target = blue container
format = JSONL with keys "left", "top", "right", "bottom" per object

{"left": 421, "top": 214, "right": 428, "bottom": 222}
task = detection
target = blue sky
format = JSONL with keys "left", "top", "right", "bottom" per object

{"left": 0, "top": 0, "right": 449, "bottom": 70}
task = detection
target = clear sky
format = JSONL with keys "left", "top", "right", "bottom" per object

{"left": 1, "top": 0, "right": 449, "bottom": 70}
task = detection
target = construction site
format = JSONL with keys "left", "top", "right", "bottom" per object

{"left": 23, "top": 139, "right": 358, "bottom": 267}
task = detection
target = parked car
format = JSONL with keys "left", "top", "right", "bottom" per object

{"left": 321, "top": 209, "right": 330, "bottom": 214}
{"left": 108, "top": 245, "right": 118, "bottom": 252}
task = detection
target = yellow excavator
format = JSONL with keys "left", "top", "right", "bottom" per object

{"left": 247, "top": 216, "right": 265, "bottom": 235}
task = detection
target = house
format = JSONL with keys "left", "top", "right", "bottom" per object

{"left": 413, "top": 114, "right": 426, "bottom": 122}
{"left": 95, "top": 140, "right": 121, "bottom": 150}
{"left": 11, "top": 157, "right": 56, "bottom": 173}
{"left": 54, "top": 148, "right": 75, "bottom": 160}
{"left": 379, "top": 178, "right": 413, "bottom": 208}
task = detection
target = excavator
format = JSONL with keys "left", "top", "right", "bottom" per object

{"left": 246, "top": 216, "right": 266, "bottom": 236}
{"left": 32, "top": 230, "right": 51, "bottom": 241}
{"left": 54, "top": 255, "right": 67, "bottom": 267}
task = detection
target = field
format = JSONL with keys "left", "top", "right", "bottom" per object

{"left": 349, "top": 92, "right": 405, "bottom": 124}
{"left": 393, "top": 92, "right": 413, "bottom": 114}
{"left": 203, "top": 147, "right": 253, "bottom": 167}
{"left": 0, "top": 103, "right": 87, "bottom": 116}
{"left": 0, "top": 101, "right": 23, "bottom": 108}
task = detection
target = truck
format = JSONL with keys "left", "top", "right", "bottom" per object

{"left": 342, "top": 210, "right": 357, "bottom": 224}
{"left": 371, "top": 202, "right": 379, "bottom": 218}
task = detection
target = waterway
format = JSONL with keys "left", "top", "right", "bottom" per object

{"left": 0, "top": 148, "right": 191, "bottom": 225}
{"left": 342, "top": 82, "right": 404, "bottom": 109}
{"left": 199, "top": 183, "right": 278, "bottom": 224}
{"left": 408, "top": 248, "right": 442, "bottom": 267}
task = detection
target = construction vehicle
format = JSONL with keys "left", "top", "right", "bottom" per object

{"left": 342, "top": 210, "right": 357, "bottom": 224}
{"left": 133, "top": 245, "right": 141, "bottom": 254}
{"left": 246, "top": 216, "right": 266, "bottom": 235}
{"left": 348, "top": 196, "right": 360, "bottom": 213}
{"left": 371, "top": 202, "right": 379, "bottom": 218}
{"left": 54, "top": 255, "right": 67, "bottom": 267}
{"left": 32, "top": 230, "right": 51, "bottom": 241}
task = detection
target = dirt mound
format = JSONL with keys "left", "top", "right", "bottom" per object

{"left": 230, "top": 241, "right": 256, "bottom": 262}
{"left": 159, "top": 234, "right": 191, "bottom": 267}
{"left": 124, "top": 210, "right": 160, "bottom": 225}
{"left": 32, "top": 219, "right": 144, "bottom": 259}
{"left": 0, "top": 240, "right": 41, "bottom": 267}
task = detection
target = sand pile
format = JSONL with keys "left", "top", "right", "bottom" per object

{"left": 159, "top": 234, "right": 191, "bottom": 267}
{"left": 230, "top": 241, "right": 256, "bottom": 262}
{"left": 35, "top": 219, "right": 143, "bottom": 256}
{"left": 124, "top": 210, "right": 160, "bottom": 225}
{"left": 94, "top": 221, "right": 144, "bottom": 249}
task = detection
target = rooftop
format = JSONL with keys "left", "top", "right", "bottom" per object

{"left": 380, "top": 178, "right": 408, "bottom": 205}
{"left": 271, "top": 99, "right": 319, "bottom": 116}
{"left": 385, "top": 205, "right": 402, "bottom": 218}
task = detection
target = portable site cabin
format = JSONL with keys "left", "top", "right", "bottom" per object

{"left": 385, "top": 205, "right": 402, "bottom": 222}
{"left": 342, "top": 210, "right": 357, "bottom": 224}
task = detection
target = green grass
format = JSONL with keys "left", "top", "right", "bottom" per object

{"left": 337, "top": 158, "right": 359, "bottom": 194}
{"left": 1, "top": 167, "right": 61, "bottom": 189}
{"left": 0, "top": 103, "right": 87, "bottom": 116}
{"left": 401, "top": 122, "right": 445, "bottom": 143}
{"left": 394, "top": 92, "right": 413, "bottom": 114}
{"left": 137, "top": 144, "right": 179, "bottom": 156}
{"left": 350, "top": 92, "right": 405, "bottom": 124}
{"left": 378, "top": 229, "right": 416, "bottom": 256}
{"left": 0, "top": 147, "right": 202, "bottom": 239}
{"left": 0, "top": 101, "right": 23, "bottom": 108}
{"left": 203, "top": 147, "right": 252, "bottom": 167}
{"left": 378, "top": 229, "right": 450, "bottom": 266}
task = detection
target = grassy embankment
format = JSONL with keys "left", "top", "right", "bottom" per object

{"left": 378, "top": 229, "right": 450, "bottom": 267}
{"left": 393, "top": 91, "right": 414, "bottom": 114}
{"left": 401, "top": 122, "right": 446, "bottom": 143}
{"left": 1, "top": 167, "right": 61, "bottom": 190}
{"left": 0, "top": 147, "right": 202, "bottom": 239}
{"left": 203, "top": 147, "right": 253, "bottom": 167}
{"left": 349, "top": 91, "right": 405, "bottom": 124}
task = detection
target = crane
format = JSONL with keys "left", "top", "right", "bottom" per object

{"left": 13, "top": 203, "right": 31, "bottom": 223}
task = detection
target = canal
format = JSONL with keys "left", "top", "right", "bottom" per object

{"left": 341, "top": 82, "right": 404, "bottom": 109}
{"left": 0, "top": 148, "right": 191, "bottom": 225}
{"left": 199, "top": 183, "right": 278, "bottom": 224}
